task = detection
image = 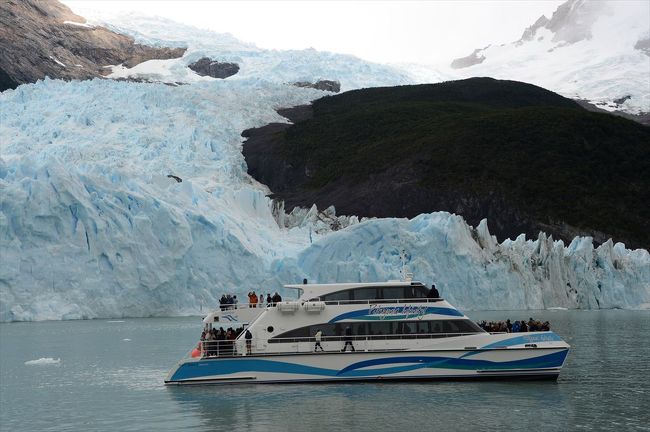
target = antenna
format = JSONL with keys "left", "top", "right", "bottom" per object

{"left": 399, "top": 249, "right": 413, "bottom": 282}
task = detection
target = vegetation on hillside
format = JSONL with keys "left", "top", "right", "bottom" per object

{"left": 277, "top": 78, "right": 650, "bottom": 247}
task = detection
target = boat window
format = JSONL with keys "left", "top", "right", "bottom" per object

{"left": 406, "top": 285, "right": 429, "bottom": 298}
{"left": 430, "top": 321, "right": 444, "bottom": 333}
{"left": 313, "top": 284, "right": 433, "bottom": 302}
{"left": 320, "top": 290, "right": 352, "bottom": 301}
{"left": 417, "top": 321, "right": 430, "bottom": 334}
{"left": 277, "top": 326, "right": 309, "bottom": 338}
{"left": 367, "top": 321, "right": 392, "bottom": 335}
{"left": 396, "top": 321, "right": 417, "bottom": 334}
{"left": 308, "top": 324, "right": 336, "bottom": 337}
{"left": 270, "top": 319, "right": 483, "bottom": 341}
{"left": 381, "top": 286, "right": 404, "bottom": 300}
{"left": 455, "top": 319, "right": 485, "bottom": 333}
{"left": 443, "top": 320, "right": 461, "bottom": 333}
{"left": 351, "top": 287, "right": 379, "bottom": 300}
{"left": 350, "top": 322, "right": 366, "bottom": 335}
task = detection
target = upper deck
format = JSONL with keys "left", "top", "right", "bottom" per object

{"left": 287, "top": 280, "right": 433, "bottom": 303}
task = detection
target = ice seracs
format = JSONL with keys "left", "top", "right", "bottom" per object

{"left": 1, "top": 3, "right": 648, "bottom": 322}
{"left": 1, "top": 75, "right": 648, "bottom": 324}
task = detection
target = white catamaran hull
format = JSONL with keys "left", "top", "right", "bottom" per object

{"left": 166, "top": 342, "right": 569, "bottom": 384}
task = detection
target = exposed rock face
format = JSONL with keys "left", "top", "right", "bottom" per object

{"left": 243, "top": 80, "right": 650, "bottom": 250}
{"left": 293, "top": 80, "right": 341, "bottom": 93}
{"left": 0, "top": 0, "right": 186, "bottom": 91}
{"left": 573, "top": 99, "right": 650, "bottom": 126}
{"left": 635, "top": 36, "right": 650, "bottom": 56}
{"left": 544, "top": 0, "right": 604, "bottom": 44}
{"left": 187, "top": 57, "right": 239, "bottom": 79}
{"left": 450, "top": 48, "right": 487, "bottom": 69}
{"left": 519, "top": 16, "right": 550, "bottom": 42}
{"left": 452, "top": 0, "right": 606, "bottom": 69}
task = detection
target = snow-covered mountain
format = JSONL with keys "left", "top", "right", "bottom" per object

{"left": 70, "top": 11, "right": 413, "bottom": 91}
{"left": 442, "top": 0, "right": 650, "bottom": 115}
{"left": 1, "top": 1, "right": 649, "bottom": 321}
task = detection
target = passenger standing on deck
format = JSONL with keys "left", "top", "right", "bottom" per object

{"left": 342, "top": 326, "right": 355, "bottom": 352}
{"left": 251, "top": 291, "right": 258, "bottom": 308}
{"left": 267, "top": 293, "right": 273, "bottom": 306}
{"left": 314, "top": 329, "right": 324, "bottom": 352}
{"left": 428, "top": 284, "right": 440, "bottom": 299}
{"left": 204, "top": 327, "right": 215, "bottom": 356}
{"left": 520, "top": 320, "right": 528, "bottom": 332}
{"left": 245, "top": 329, "right": 253, "bottom": 355}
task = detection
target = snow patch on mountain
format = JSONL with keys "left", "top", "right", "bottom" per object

{"left": 72, "top": 11, "right": 413, "bottom": 91}
{"left": 439, "top": 0, "right": 650, "bottom": 114}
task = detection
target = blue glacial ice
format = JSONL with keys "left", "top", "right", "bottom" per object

{"left": 0, "top": 43, "right": 649, "bottom": 321}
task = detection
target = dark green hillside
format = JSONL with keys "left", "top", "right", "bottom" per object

{"left": 243, "top": 78, "right": 650, "bottom": 249}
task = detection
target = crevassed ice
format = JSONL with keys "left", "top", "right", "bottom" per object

{"left": 1, "top": 78, "right": 648, "bottom": 322}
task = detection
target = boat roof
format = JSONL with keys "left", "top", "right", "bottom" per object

{"left": 285, "top": 280, "right": 427, "bottom": 298}
{"left": 285, "top": 281, "right": 424, "bottom": 289}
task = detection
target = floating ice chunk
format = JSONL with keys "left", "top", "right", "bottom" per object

{"left": 25, "top": 358, "right": 61, "bottom": 365}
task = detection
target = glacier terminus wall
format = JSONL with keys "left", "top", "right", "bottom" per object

{"left": 1, "top": 78, "right": 649, "bottom": 321}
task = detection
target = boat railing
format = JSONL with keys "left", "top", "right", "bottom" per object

{"left": 200, "top": 340, "right": 239, "bottom": 357}
{"left": 311, "top": 298, "right": 444, "bottom": 306}
{"left": 214, "top": 297, "right": 444, "bottom": 312}
{"left": 198, "top": 332, "right": 478, "bottom": 359}
{"left": 267, "top": 332, "right": 478, "bottom": 344}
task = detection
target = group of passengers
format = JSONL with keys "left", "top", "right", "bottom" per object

{"left": 245, "top": 291, "right": 283, "bottom": 307}
{"left": 200, "top": 326, "right": 244, "bottom": 356}
{"left": 218, "top": 294, "right": 239, "bottom": 311}
{"left": 478, "top": 318, "right": 550, "bottom": 333}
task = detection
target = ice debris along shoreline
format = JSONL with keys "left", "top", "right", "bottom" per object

{"left": 1, "top": 78, "right": 649, "bottom": 322}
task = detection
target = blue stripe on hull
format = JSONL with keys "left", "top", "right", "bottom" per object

{"left": 169, "top": 349, "right": 569, "bottom": 382}
{"left": 167, "top": 371, "right": 561, "bottom": 385}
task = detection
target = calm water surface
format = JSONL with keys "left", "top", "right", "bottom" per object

{"left": 1, "top": 310, "right": 649, "bottom": 431}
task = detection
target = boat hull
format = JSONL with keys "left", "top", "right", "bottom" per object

{"left": 165, "top": 347, "right": 569, "bottom": 385}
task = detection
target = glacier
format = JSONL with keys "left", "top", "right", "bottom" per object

{"left": 1, "top": 79, "right": 649, "bottom": 322}
{"left": 293, "top": 215, "right": 650, "bottom": 311}
{"left": 1, "top": 9, "right": 649, "bottom": 321}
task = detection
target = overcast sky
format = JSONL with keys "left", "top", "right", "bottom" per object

{"left": 63, "top": 1, "right": 565, "bottom": 65}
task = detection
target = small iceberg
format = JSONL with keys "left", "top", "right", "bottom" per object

{"left": 107, "top": 320, "right": 125, "bottom": 323}
{"left": 122, "top": 338, "right": 131, "bottom": 341}
{"left": 25, "top": 357, "right": 61, "bottom": 365}
{"left": 548, "top": 307, "right": 568, "bottom": 311}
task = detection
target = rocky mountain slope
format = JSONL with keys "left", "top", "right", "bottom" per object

{"left": 0, "top": 0, "right": 185, "bottom": 91}
{"left": 243, "top": 78, "right": 650, "bottom": 250}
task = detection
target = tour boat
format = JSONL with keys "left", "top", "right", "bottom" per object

{"left": 165, "top": 278, "right": 570, "bottom": 385}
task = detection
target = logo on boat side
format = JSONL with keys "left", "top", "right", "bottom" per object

{"left": 368, "top": 305, "right": 428, "bottom": 319}
{"left": 523, "top": 333, "right": 556, "bottom": 343}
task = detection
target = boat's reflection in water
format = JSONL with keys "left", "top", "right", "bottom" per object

{"left": 167, "top": 380, "right": 571, "bottom": 431}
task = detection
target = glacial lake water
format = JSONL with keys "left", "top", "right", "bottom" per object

{"left": 1, "top": 310, "right": 649, "bottom": 432}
